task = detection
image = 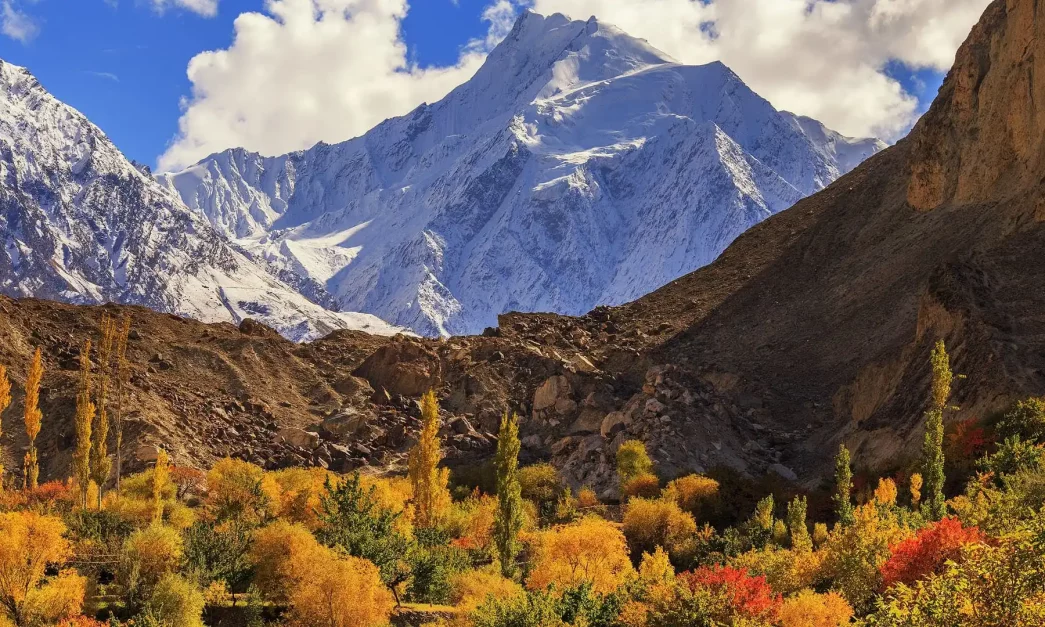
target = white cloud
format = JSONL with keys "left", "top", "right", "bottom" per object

{"left": 160, "top": 0, "right": 990, "bottom": 170}
{"left": 1, "top": 1, "right": 39, "bottom": 43}
{"left": 150, "top": 0, "right": 220, "bottom": 17}
{"left": 523, "top": 0, "right": 991, "bottom": 139}
{"left": 158, "top": 0, "right": 513, "bottom": 171}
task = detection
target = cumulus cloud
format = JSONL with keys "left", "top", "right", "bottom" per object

{"left": 1, "top": 0, "right": 40, "bottom": 43}
{"left": 158, "top": 0, "right": 514, "bottom": 171}
{"left": 524, "top": 0, "right": 991, "bottom": 139}
{"left": 150, "top": 0, "right": 220, "bottom": 17}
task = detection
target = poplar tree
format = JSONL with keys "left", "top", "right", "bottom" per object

{"left": 91, "top": 314, "right": 116, "bottom": 506}
{"left": 833, "top": 444, "right": 854, "bottom": 527}
{"left": 408, "top": 390, "right": 448, "bottom": 528}
{"left": 114, "top": 315, "right": 131, "bottom": 494}
{"left": 787, "top": 495, "right": 812, "bottom": 552}
{"left": 0, "top": 365, "right": 10, "bottom": 483}
{"left": 22, "top": 348, "right": 42, "bottom": 491}
{"left": 73, "top": 340, "right": 95, "bottom": 509}
{"left": 922, "top": 340, "right": 951, "bottom": 521}
{"left": 153, "top": 447, "right": 169, "bottom": 523}
{"left": 493, "top": 411, "right": 524, "bottom": 579}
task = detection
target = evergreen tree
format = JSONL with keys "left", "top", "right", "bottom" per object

{"left": 787, "top": 495, "right": 812, "bottom": 552}
{"left": 91, "top": 314, "right": 117, "bottom": 507}
{"left": 922, "top": 340, "right": 951, "bottom": 521}
{"left": 0, "top": 365, "right": 10, "bottom": 484}
{"left": 833, "top": 444, "right": 854, "bottom": 527}
{"left": 408, "top": 390, "right": 448, "bottom": 528}
{"left": 493, "top": 412, "right": 524, "bottom": 579}
{"left": 114, "top": 315, "right": 131, "bottom": 495}
{"left": 73, "top": 340, "right": 95, "bottom": 508}
{"left": 23, "top": 348, "right": 43, "bottom": 491}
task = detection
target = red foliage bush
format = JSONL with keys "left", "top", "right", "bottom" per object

{"left": 946, "top": 418, "right": 990, "bottom": 460}
{"left": 679, "top": 565, "right": 781, "bottom": 621}
{"left": 880, "top": 517, "right": 986, "bottom": 588}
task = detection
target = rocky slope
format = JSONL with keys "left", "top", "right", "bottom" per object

{"left": 160, "top": 12, "right": 884, "bottom": 337}
{"left": 0, "top": 60, "right": 401, "bottom": 341}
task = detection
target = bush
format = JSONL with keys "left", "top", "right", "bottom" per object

{"left": 663, "top": 475, "right": 719, "bottom": 519}
{"left": 146, "top": 574, "right": 205, "bottom": 627}
{"left": 880, "top": 517, "right": 985, "bottom": 588}
{"left": 248, "top": 520, "right": 321, "bottom": 602}
{"left": 289, "top": 547, "right": 395, "bottom": 627}
{"left": 996, "top": 397, "right": 1045, "bottom": 443}
{"left": 777, "top": 590, "right": 852, "bottom": 627}
{"left": 204, "top": 458, "right": 280, "bottom": 526}
{"left": 622, "top": 497, "right": 697, "bottom": 564}
{"left": 617, "top": 441, "right": 654, "bottom": 486}
{"left": 622, "top": 473, "right": 661, "bottom": 500}
{"left": 407, "top": 543, "right": 470, "bottom": 604}
{"left": 120, "top": 524, "right": 184, "bottom": 604}
{"left": 451, "top": 568, "right": 525, "bottom": 611}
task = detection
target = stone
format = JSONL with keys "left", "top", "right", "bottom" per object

{"left": 600, "top": 412, "right": 629, "bottom": 438}
{"left": 276, "top": 427, "right": 320, "bottom": 449}
{"left": 644, "top": 398, "right": 666, "bottom": 416}
{"left": 554, "top": 398, "right": 578, "bottom": 415}
{"left": 568, "top": 407, "right": 606, "bottom": 436}
{"left": 768, "top": 463, "right": 798, "bottom": 483}
{"left": 450, "top": 416, "right": 474, "bottom": 435}
{"left": 533, "top": 375, "right": 570, "bottom": 411}
{"left": 320, "top": 410, "right": 369, "bottom": 439}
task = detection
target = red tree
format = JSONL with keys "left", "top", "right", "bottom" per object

{"left": 881, "top": 517, "right": 986, "bottom": 588}
{"left": 679, "top": 565, "right": 781, "bottom": 621}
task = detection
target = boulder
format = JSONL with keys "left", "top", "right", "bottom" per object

{"left": 534, "top": 375, "right": 570, "bottom": 411}
{"left": 320, "top": 409, "right": 369, "bottom": 439}
{"left": 568, "top": 407, "right": 605, "bottom": 435}
{"left": 600, "top": 412, "right": 630, "bottom": 438}
{"left": 276, "top": 427, "right": 320, "bottom": 449}
{"left": 353, "top": 339, "right": 441, "bottom": 398}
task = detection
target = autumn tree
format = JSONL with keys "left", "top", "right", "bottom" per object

{"left": 923, "top": 340, "right": 952, "bottom": 520}
{"left": 664, "top": 474, "right": 719, "bottom": 519}
{"left": 289, "top": 545, "right": 395, "bottom": 627}
{"left": 23, "top": 348, "right": 43, "bottom": 491}
{"left": 0, "top": 364, "right": 10, "bottom": 483}
{"left": 73, "top": 341, "right": 94, "bottom": 509}
{"left": 880, "top": 517, "right": 985, "bottom": 588}
{"left": 409, "top": 390, "right": 450, "bottom": 529}
{"left": 909, "top": 473, "right": 923, "bottom": 509}
{"left": 493, "top": 412, "right": 524, "bottom": 579}
{"left": 833, "top": 444, "right": 854, "bottom": 527}
{"left": 203, "top": 457, "right": 279, "bottom": 526}
{"left": 746, "top": 494, "right": 776, "bottom": 548}
{"left": 153, "top": 448, "right": 170, "bottom": 523}
{"left": 114, "top": 315, "right": 131, "bottom": 494}
{"left": 622, "top": 496, "right": 697, "bottom": 562}
{"left": 119, "top": 523, "right": 184, "bottom": 607}
{"left": 778, "top": 590, "right": 852, "bottom": 627}
{"left": 90, "top": 313, "right": 117, "bottom": 507}
{"left": 0, "top": 511, "right": 86, "bottom": 626}
{"left": 526, "top": 517, "right": 635, "bottom": 594}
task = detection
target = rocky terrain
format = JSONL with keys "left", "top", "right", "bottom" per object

{"left": 3, "top": 0, "right": 1044, "bottom": 498}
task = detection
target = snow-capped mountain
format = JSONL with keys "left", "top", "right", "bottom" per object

{"left": 162, "top": 12, "right": 885, "bottom": 337}
{"left": 0, "top": 60, "right": 401, "bottom": 341}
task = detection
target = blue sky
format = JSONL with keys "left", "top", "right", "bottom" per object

{"left": 0, "top": 0, "right": 961, "bottom": 170}
{"left": 0, "top": 0, "right": 493, "bottom": 165}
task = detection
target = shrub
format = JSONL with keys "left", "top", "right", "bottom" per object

{"left": 120, "top": 524, "right": 184, "bottom": 605}
{"left": 653, "top": 565, "right": 781, "bottom": 626}
{"left": 622, "top": 498, "right": 697, "bottom": 564}
{"left": 248, "top": 520, "right": 321, "bottom": 602}
{"left": 526, "top": 517, "right": 635, "bottom": 594}
{"left": 996, "top": 397, "right": 1045, "bottom": 443}
{"left": 450, "top": 568, "right": 525, "bottom": 611}
{"left": 622, "top": 473, "right": 661, "bottom": 500}
{"left": 617, "top": 441, "right": 654, "bottom": 486}
{"left": 519, "top": 463, "right": 563, "bottom": 521}
{"left": 146, "top": 574, "right": 205, "bottom": 627}
{"left": 663, "top": 475, "right": 719, "bottom": 519}
{"left": 269, "top": 467, "right": 333, "bottom": 529}
{"left": 880, "top": 517, "right": 985, "bottom": 588}
{"left": 289, "top": 547, "right": 395, "bottom": 627}
{"left": 407, "top": 543, "right": 470, "bottom": 604}
{"left": 204, "top": 458, "right": 280, "bottom": 526}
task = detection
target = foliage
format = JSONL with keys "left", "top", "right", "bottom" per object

{"left": 120, "top": 524, "right": 184, "bottom": 606}
{"left": 834, "top": 445, "right": 855, "bottom": 527}
{"left": 777, "top": 590, "right": 852, "bottom": 627}
{"left": 269, "top": 467, "right": 331, "bottom": 530}
{"left": 0, "top": 365, "right": 9, "bottom": 481}
{"left": 287, "top": 546, "right": 395, "bottom": 627}
{"left": 820, "top": 502, "right": 909, "bottom": 612}
{"left": 880, "top": 517, "right": 985, "bottom": 588}
{"left": 182, "top": 520, "right": 252, "bottom": 597}
{"left": 922, "top": 340, "right": 952, "bottom": 521}
{"left": 617, "top": 441, "right": 654, "bottom": 487}
{"left": 144, "top": 574, "right": 205, "bottom": 627}
{"left": 494, "top": 412, "right": 525, "bottom": 579}
{"left": 23, "top": 348, "right": 43, "bottom": 491}
{"left": 91, "top": 313, "right": 117, "bottom": 507}
{"left": 622, "top": 473, "right": 661, "bottom": 501}
{"left": 622, "top": 497, "right": 697, "bottom": 565}
{"left": 316, "top": 473, "right": 413, "bottom": 595}
{"left": 526, "top": 517, "right": 635, "bottom": 594}
{"left": 996, "top": 397, "right": 1045, "bottom": 444}
{"left": 786, "top": 496, "right": 811, "bottom": 552}
{"left": 73, "top": 341, "right": 95, "bottom": 509}
{"left": 979, "top": 436, "right": 1045, "bottom": 478}
{"left": 450, "top": 567, "right": 524, "bottom": 612}
{"left": 203, "top": 458, "right": 279, "bottom": 526}
{"left": 0, "top": 511, "right": 82, "bottom": 627}
{"left": 248, "top": 520, "right": 319, "bottom": 602}
{"left": 656, "top": 565, "right": 781, "bottom": 626}
{"left": 409, "top": 390, "right": 451, "bottom": 529}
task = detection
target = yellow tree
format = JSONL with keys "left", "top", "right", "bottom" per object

{"left": 526, "top": 517, "right": 636, "bottom": 594}
{"left": 153, "top": 448, "right": 170, "bottom": 523}
{"left": 73, "top": 341, "right": 94, "bottom": 509}
{"left": 408, "top": 390, "right": 449, "bottom": 528}
{"left": 0, "top": 365, "right": 10, "bottom": 483}
{"left": 91, "top": 314, "right": 117, "bottom": 507}
{"left": 0, "top": 511, "right": 86, "bottom": 626}
{"left": 22, "top": 349, "right": 43, "bottom": 491}
{"left": 923, "top": 340, "right": 952, "bottom": 520}
{"left": 114, "top": 315, "right": 131, "bottom": 494}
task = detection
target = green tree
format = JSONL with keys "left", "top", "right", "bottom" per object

{"left": 316, "top": 473, "right": 413, "bottom": 603}
{"left": 787, "top": 495, "right": 811, "bottom": 552}
{"left": 834, "top": 444, "right": 855, "bottom": 527}
{"left": 922, "top": 340, "right": 952, "bottom": 520}
{"left": 22, "top": 348, "right": 43, "bottom": 491}
{"left": 91, "top": 313, "right": 117, "bottom": 507}
{"left": 73, "top": 341, "right": 94, "bottom": 508}
{"left": 746, "top": 494, "right": 775, "bottom": 549}
{"left": 616, "top": 440, "right": 653, "bottom": 487}
{"left": 493, "top": 412, "right": 524, "bottom": 579}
